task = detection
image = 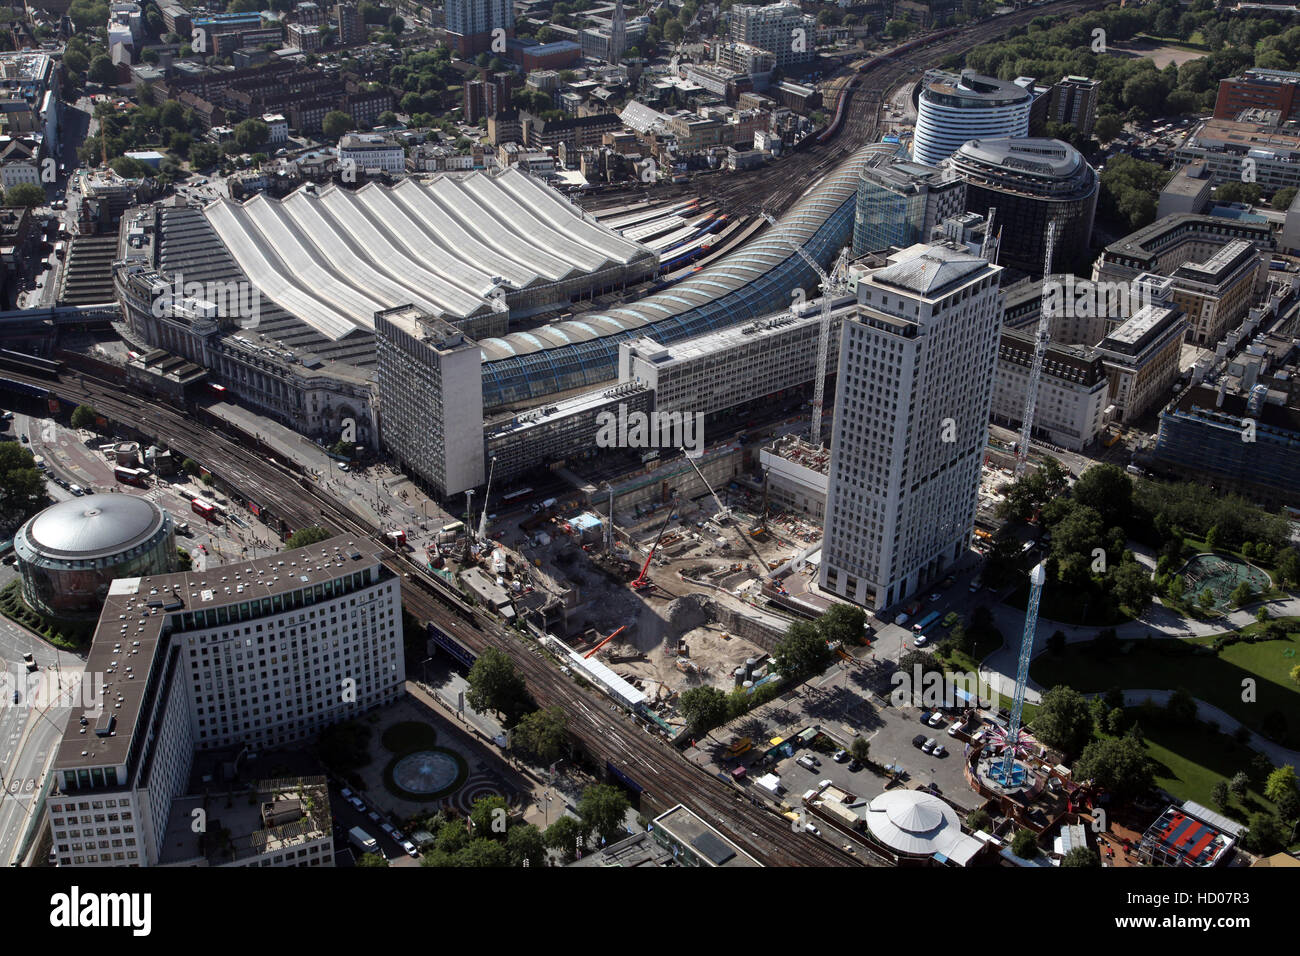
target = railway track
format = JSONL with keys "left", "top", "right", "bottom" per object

{"left": 4, "top": 367, "right": 866, "bottom": 866}
{"left": 590, "top": 0, "right": 1104, "bottom": 220}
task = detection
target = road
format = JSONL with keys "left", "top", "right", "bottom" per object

{"left": 0, "top": 615, "right": 83, "bottom": 865}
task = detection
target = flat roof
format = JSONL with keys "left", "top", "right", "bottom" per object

{"left": 53, "top": 536, "right": 387, "bottom": 775}
{"left": 652, "top": 804, "right": 762, "bottom": 866}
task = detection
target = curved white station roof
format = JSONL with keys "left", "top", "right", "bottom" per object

{"left": 203, "top": 167, "right": 654, "bottom": 341}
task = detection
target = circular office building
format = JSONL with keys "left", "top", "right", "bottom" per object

{"left": 912, "top": 70, "right": 1033, "bottom": 167}
{"left": 14, "top": 494, "right": 177, "bottom": 620}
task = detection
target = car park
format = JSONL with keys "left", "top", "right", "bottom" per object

{"left": 922, "top": 738, "right": 937, "bottom": 753}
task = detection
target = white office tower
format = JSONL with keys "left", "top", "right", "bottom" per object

{"left": 819, "top": 242, "right": 1003, "bottom": 611}
{"left": 912, "top": 70, "right": 1033, "bottom": 167}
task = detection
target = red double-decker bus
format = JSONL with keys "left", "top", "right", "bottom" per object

{"left": 191, "top": 497, "right": 217, "bottom": 521}
{"left": 114, "top": 466, "right": 150, "bottom": 487}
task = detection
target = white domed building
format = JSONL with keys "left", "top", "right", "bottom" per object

{"left": 864, "top": 789, "right": 986, "bottom": 866}
{"left": 14, "top": 494, "right": 177, "bottom": 620}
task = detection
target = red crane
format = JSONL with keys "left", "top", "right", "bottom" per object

{"left": 630, "top": 497, "right": 677, "bottom": 591}
{"left": 584, "top": 625, "right": 627, "bottom": 659}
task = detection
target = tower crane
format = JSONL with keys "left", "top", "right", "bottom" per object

{"left": 477, "top": 456, "right": 497, "bottom": 541}
{"left": 762, "top": 213, "right": 850, "bottom": 447}
{"left": 1013, "top": 220, "right": 1057, "bottom": 479}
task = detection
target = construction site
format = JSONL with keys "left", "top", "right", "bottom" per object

{"left": 430, "top": 440, "right": 828, "bottom": 735}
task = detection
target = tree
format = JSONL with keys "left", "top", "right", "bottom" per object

{"left": 1072, "top": 465, "right": 1132, "bottom": 530}
{"left": 505, "top": 823, "right": 546, "bottom": 866}
{"left": 1165, "top": 687, "right": 1197, "bottom": 724}
{"left": 377, "top": 110, "right": 398, "bottom": 126}
{"left": 1240, "top": 812, "right": 1284, "bottom": 855}
{"left": 181, "top": 458, "right": 199, "bottom": 474}
{"left": 389, "top": 13, "right": 405, "bottom": 33}
{"left": 678, "top": 686, "right": 728, "bottom": 733}
{"left": 233, "top": 118, "right": 270, "bottom": 152}
{"left": 1030, "top": 686, "right": 1095, "bottom": 757}
{"left": 355, "top": 850, "right": 388, "bottom": 866}
{"left": 469, "top": 795, "right": 510, "bottom": 835}
{"left": 70, "top": 405, "right": 98, "bottom": 429}
{"left": 773, "top": 621, "right": 831, "bottom": 679}
{"left": 512, "top": 706, "right": 568, "bottom": 764}
{"left": 466, "top": 647, "right": 530, "bottom": 723}
{"left": 1011, "top": 829, "right": 1039, "bottom": 858}
{"left": 285, "top": 525, "right": 331, "bottom": 549}
{"left": 1073, "top": 736, "right": 1155, "bottom": 801}
{"left": 1199, "top": 589, "right": 1215, "bottom": 610}
{"left": 63, "top": 49, "right": 89, "bottom": 75}
{"left": 577, "top": 784, "right": 630, "bottom": 844}
{"left": 965, "top": 808, "right": 991, "bottom": 832}
{"left": 88, "top": 55, "right": 118, "bottom": 86}
{"left": 4, "top": 183, "right": 44, "bottom": 207}
{"left": 816, "top": 602, "right": 867, "bottom": 647}
{"left": 543, "top": 815, "right": 585, "bottom": 863}
{"left": 664, "top": 19, "right": 684, "bottom": 42}
{"left": 849, "top": 737, "right": 870, "bottom": 764}
{"left": 1109, "top": 559, "right": 1154, "bottom": 611}
{"left": 0, "top": 443, "right": 47, "bottom": 530}
{"left": 1106, "top": 707, "right": 1128, "bottom": 736}
{"left": 1229, "top": 771, "right": 1250, "bottom": 799}
{"left": 1230, "top": 581, "right": 1255, "bottom": 607}
{"left": 1061, "top": 846, "right": 1101, "bottom": 867}
{"left": 322, "top": 110, "right": 355, "bottom": 139}
{"left": 1211, "top": 780, "right": 1230, "bottom": 809}
{"left": 1263, "top": 765, "right": 1297, "bottom": 805}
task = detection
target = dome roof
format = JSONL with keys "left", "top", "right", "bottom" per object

{"left": 23, "top": 494, "right": 167, "bottom": 559}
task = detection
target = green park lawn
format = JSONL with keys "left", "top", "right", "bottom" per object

{"left": 1031, "top": 622, "right": 1300, "bottom": 748}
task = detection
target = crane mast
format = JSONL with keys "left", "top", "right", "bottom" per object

{"left": 477, "top": 456, "right": 496, "bottom": 541}
{"left": 761, "top": 213, "right": 848, "bottom": 447}
{"left": 1014, "top": 220, "right": 1057, "bottom": 479}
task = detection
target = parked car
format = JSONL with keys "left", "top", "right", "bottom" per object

{"left": 804, "top": 823, "right": 820, "bottom": 836}
{"left": 797, "top": 755, "right": 819, "bottom": 771}
{"left": 914, "top": 634, "right": 929, "bottom": 647}
{"left": 912, "top": 734, "right": 927, "bottom": 749}
{"left": 401, "top": 840, "right": 419, "bottom": 858}
{"left": 367, "top": 810, "right": 381, "bottom": 823}
{"left": 832, "top": 749, "right": 848, "bottom": 763}
{"left": 380, "top": 823, "right": 397, "bottom": 837}
{"left": 848, "top": 759, "right": 862, "bottom": 772}
{"left": 932, "top": 743, "right": 947, "bottom": 758}
{"left": 922, "top": 738, "right": 937, "bottom": 753}
{"left": 920, "top": 711, "right": 932, "bottom": 724}
{"left": 929, "top": 592, "right": 941, "bottom": 603}
{"left": 348, "top": 796, "right": 365, "bottom": 812}
{"left": 22, "top": 653, "right": 36, "bottom": 672}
